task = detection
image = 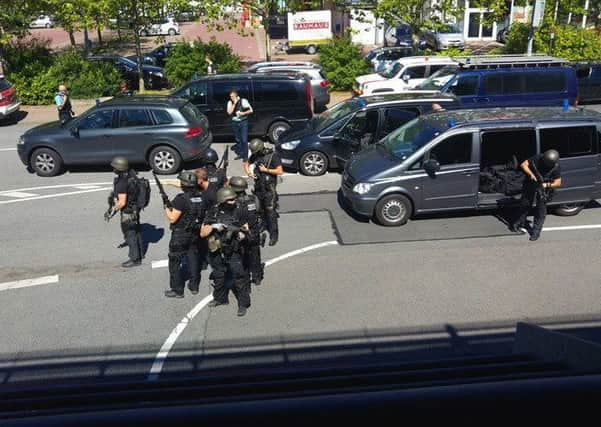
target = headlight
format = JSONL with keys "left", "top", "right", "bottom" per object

{"left": 18, "top": 136, "right": 24, "bottom": 145}
{"left": 280, "top": 139, "right": 301, "bottom": 150}
{"left": 151, "top": 71, "right": 164, "bottom": 78}
{"left": 353, "top": 183, "right": 372, "bottom": 194}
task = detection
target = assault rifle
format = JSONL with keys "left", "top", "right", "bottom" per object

{"left": 529, "top": 160, "right": 555, "bottom": 203}
{"left": 217, "top": 146, "right": 229, "bottom": 176}
{"left": 152, "top": 171, "right": 173, "bottom": 209}
{"left": 104, "top": 191, "right": 117, "bottom": 222}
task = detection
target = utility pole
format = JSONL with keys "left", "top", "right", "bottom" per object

{"left": 527, "top": 0, "right": 545, "bottom": 56}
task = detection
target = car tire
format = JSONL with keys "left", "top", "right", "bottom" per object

{"left": 374, "top": 194, "right": 412, "bottom": 226}
{"left": 299, "top": 151, "right": 328, "bottom": 176}
{"left": 140, "top": 29, "right": 148, "bottom": 37}
{"left": 30, "top": 148, "right": 63, "bottom": 177}
{"left": 168, "top": 28, "right": 176, "bottom": 36}
{"left": 268, "top": 121, "right": 291, "bottom": 143}
{"left": 45, "top": 23, "right": 51, "bottom": 28}
{"left": 149, "top": 146, "right": 181, "bottom": 175}
{"left": 553, "top": 202, "right": 586, "bottom": 217}
{"left": 306, "top": 44, "right": 317, "bottom": 55}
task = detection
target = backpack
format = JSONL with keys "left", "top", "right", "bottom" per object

{"left": 127, "top": 172, "right": 151, "bottom": 211}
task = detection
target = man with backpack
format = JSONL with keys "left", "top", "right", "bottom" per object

{"left": 110, "top": 156, "right": 148, "bottom": 268}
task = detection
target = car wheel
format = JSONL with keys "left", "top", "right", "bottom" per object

{"left": 306, "top": 44, "right": 317, "bottom": 55}
{"left": 299, "top": 151, "right": 328, "bottom": 176}
{"left": 140, "top": 29, "right": 148, "bottom": 37}
{"left": 168, "top": 28, "right": 176, "bottom": 36}
{"left": 375, "top": 194, "right": 412, "bottom": 226}
{"left": 268, "top": 121, "right": 291, "bottom": 143}
{"left": 45, "top": 23, "right": 51, "bottom": 28}
{"left": 30, "top": 148, "right": 63, "bottom": 177}
{"left": 553, "top": 202, "right": 586, "bottom": 217}
{"left": 149, "top": 146, "right": 181, "bottom": 175}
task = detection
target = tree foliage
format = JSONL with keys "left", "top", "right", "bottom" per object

{"left": 317, "top": 36, "right": 369, "bottom": 91}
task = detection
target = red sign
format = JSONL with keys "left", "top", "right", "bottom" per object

{"left": 293, "top": 21, "right": 330, "bottom": 30}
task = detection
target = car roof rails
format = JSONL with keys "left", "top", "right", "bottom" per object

{"left": 452, "top": 54, "right": 568, "bottom": 69}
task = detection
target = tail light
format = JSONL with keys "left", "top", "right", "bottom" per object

{"left": 0, "top": 87, "right": 14, "bottom": 107}
{"left": 185, "top": 127, "right": 203, "bottom": 139}
{"left": 320, "top": 80, "right": 329, "bottom": 88}
{"left": 305, "top": 81, "right": 313, "bottom": 115}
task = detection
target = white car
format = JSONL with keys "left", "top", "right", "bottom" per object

{"left": 139, "top": 17, "right": 179, "bottom": 37}
{"left": 353, "top": 56, "right": 456, "bottom": 96}
{"left": 30, "top": 15, "right": 54, "bottom": 29}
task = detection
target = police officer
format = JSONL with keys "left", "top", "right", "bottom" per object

{"left": 164, "top": 171, "right": 207, "bottom": 298}
{"left": 245, "top": 139, "right": 283, "bottom": 246}
{"left": 230, "top": 176, "right": 265, "bottom": 286}
{"left": 111, "top": 156, "right": 143, "bottom": 267}
{"left": 203, "top": 148, "right": 228, "bottom": 205}
{"left": 200, "top": 188, "right": 251, "bottom": 317}
{"left": 511, "top": 149, "right": 562, "bottom": 241}
{"left": 55, "top": 84, "right": 74, "bottom": 124}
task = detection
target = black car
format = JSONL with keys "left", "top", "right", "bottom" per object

{"left": 276, "top": 93, "right": 460, "bottom": 176}
{"left": 575, "top": 62, "right": 601, "bottom": 103}
{"left": 130, "top": 42, "right": 177, "bottom": 68}
{"left": 17, "top": 97, "right": 212, "bottom": 176}
{"left": 88, "top": 54, "right": 169, "bottom": 90}
{"left": 171, "top": 73, "right": 314, "bottom": 143}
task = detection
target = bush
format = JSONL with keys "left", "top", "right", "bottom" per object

{"left": 503, "top": 22, "right": 530, "bottom": 54}
{"left": 317, "top": 37, "right": 370, "bottom": 91}
{"left": 164, "top": 38, "right": 243, "bottom": 87}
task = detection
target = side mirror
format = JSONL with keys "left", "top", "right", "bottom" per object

{"left": 423, "top": 158, "right": 440, "bottom": 175}
{"left": 70, "top": 126, "right": 80, "bottom": 137}
{"left": 402, "top": 74, "right": 411, "bottom": 82}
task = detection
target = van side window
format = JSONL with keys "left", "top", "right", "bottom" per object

{"left": 429, "top": 133, "right": 472, "bottom": 165}
{"left": 211, "top": 81, "right": 251, "bottom": 105}
{"left": 381, "top": 108, "right": 419, "bottom": 137}
{"left": 526, "top": 72, "right": 566, "bottom": 92}
{"left": 402, "top": 66, "right": 427, "bottom": 80}
{"left": 189, "top": 82, "right": 207, "bottom": 104}
{"left": 480, "top": 130, "right": 536, "bottom": 168}
{"left": 502, "top": 74, "right": 523, "bottom": 94}
{"left": 483, "top": 74, "right": 502, "bottom": 95}
{"left": 540, "top": 126, "right": 597, "bottom": 158}
{"left": 449, "top": 75, "right": 479, "bottom": 96}
{"left": 255, "top": 81, "right": 299, "bottom": 101}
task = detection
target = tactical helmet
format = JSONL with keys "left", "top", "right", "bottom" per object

{"left": 110, "top": 156, "right": 129, "bottom": 172}
{"left": 216, "top": 187, "right": 237, "bottom": 204}
{"left": 229, "top": 176, "right": 248, "bottom": 193}
{"left": 178, "top": 170, "right": 198, "bottom": 188}
{"left": 249, "top": 138, "right": 265, "bottom": 154}
{"left": 203, "top": 148, "right": 218, "bottom": 165}
{"left": 543, "top": 149, "right": 559, "bottom": 167}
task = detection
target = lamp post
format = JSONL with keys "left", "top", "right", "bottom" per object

{"left": 549, "top": 31, "right": 554, "bottom": 54}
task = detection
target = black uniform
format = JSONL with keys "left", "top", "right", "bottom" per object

{"left": 205, "top": 164, "right": 227, "bottom": 206}
{"left": 236, "top": 192, "right": 265, "bottom": 284}
{"left": 114, "top": 170, "right": 143, "bottom": 263}
{"left": 249, "top": 149, "right": 281, "bottom": 242}
{"left": 168, "top": 189, "right": 207, "bottom": 295}
{"left": 205, "top": 204, "right": 250, "bottom": 310}
{"left": 515, "top": 154, "right": 561, "bottom": 237}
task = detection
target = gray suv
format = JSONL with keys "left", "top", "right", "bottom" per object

{"left": 17, "top": 97, "right": 212, "bottom": 176}
{"left": 341, "top": 107, "right": 601, "bottom": 226}
{"left": 247, "top": 61, "right": 330, "bottom": 112}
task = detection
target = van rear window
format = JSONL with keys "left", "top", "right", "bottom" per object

{"left": 525, "top": 72, "right": 566, "bottom": 93}
{"left": 0, "top": 79, "right": 12, "bottom": 91}
{"left": 179, "top": 103, "right": 203, "bottom": 123}
{"left": 540, "top": 126, "right": 597, "bottom": 158}
{"left": 255, "top": 81, "right": 299, "bottom": 102}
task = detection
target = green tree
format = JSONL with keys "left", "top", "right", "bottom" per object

{"left": 372, "top": 0, "right": 463, "bottom": 32}
{"left": 317, "top": 36, "right": 369, "bottom": 91}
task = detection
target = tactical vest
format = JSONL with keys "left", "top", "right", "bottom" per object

{"left": 237, "top": 194, "right": 260, "bottom": 226}
{"left": 254, "top": 150, "right": 277, "bottom": 188}
{"left": 172, "top": 190, "right": 205, "bottom": 233}
{"left": 206, "top": 206, "right": 240, "bottom": 253}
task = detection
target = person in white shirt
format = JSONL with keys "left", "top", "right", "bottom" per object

{"left": 226, "top": 91, "right": 253, "bottom": 161}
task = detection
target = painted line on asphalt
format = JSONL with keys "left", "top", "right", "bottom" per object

{"left": 543, "top": 224, "right": 601, "bottom": 232}
{"left": 152, "top": 259, "right": 169, "bottom": 269}
{"left": 72, "top": 185, "right": 103, "bottom": 190}
{"left": 0, "top": 182, "right": 113, "bottom": 194}
{"left": 147, "top": 240, "right": 339, "bottom": 381}
{"left": 0, "top": 275, "right": 59, "bottom": 292}
{"left": 0, "top": 191, "right": 39, "bottom": 198}
{"left": 0, "top": 187, "right": 111, "bottom": 205}
{"left": 0, "top": 147, "right": 17, "bottom": 152}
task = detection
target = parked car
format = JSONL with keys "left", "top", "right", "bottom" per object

{"left": 171, "top": 73, "right": 314, "bottom": 143}
{"left": 354, "top": 56, "right": 456, "bottom": 96}
{"left": 365, "top": 46, "right": 418, "bottom": 73}
{"left": 497, "top": 27, "right": 509, "bottom": 44}
{"left": 341, "top": 106, "right": 601, "bottom": 226}
{"left": 87, "top": 54, "right": 169, "bottom": 90}
{"left": 17, "top": 97, "right": 212, "bottom": 177}
{"left": 383, "top": 21, "right": 414, "bottom": 47}
{"left": 421, "top": 24, "right": 465, "bottom": 50}
{"left": 139, "top": 17, "right": 179, "bottom": 37}
{"left": 0, "top": 77, "right": 21, "bottom": 122}
{"left": 247, "top": 62, "right": 330, "bottom": 113}
{"left": 413, "top": 56, "right": 578, "bottom": 107}
{"left": 29, "top": 14, "right": 54, "bottom": 28}
{"left": 574, "top": 62, "right": 601, "bottom": 103}
{"left": 277, "top": 92, "right": 460, "bottom": 176}
{"left": 131, "top": 42, "right": 177, "bottom": 67}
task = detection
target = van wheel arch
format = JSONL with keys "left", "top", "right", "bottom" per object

{"left": 553, "top": 202, "right": 586, "bottom": 217}
{"left": 374, "top": 192, "right": 414, "bottom": 226}
{"left": 267, "top": 120, "right": 291, "bottom": 143}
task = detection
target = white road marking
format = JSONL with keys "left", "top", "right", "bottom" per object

{"left": 152, "top": 260, "right": 169, "bottom": 269}
{"left": 0, "top": 147, "right": 17, "bottom": 152}
{"left": 73, "top": 185, "right": 102, "bottom": 190}
{"left": 543, "top": 224, "right": 601, "bottom": 232}
{"left": 0, "top": 182, "right": 113, "bottom": 194}
{"left": 0, "top": 187, "right": 111, "bottom": 205}
{"left": 0, "top": 191, "right": 39, "bottom": 198}
{"left": 147, "top": 240, "right": 339, "bottom": 381}
{"left": 0, "top": 275, "right": 59, "bottom": 292}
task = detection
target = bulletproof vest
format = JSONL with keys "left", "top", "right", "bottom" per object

{"left": 113, "top": 171, "right": 138, "bottom": 213}
{"left": 206, "top": 205, "right": 241, "bottom": 253}
{"left": 236, "top": 193, "right": 260, "bottom": 226}
{"left": 206, "top": 165, "right": 225, "bottom": 194}
{"left": 58, "top": 93, "right": 72, "bottom": 112}
{"left": 172, "top": 190, "right": 205, "bottom": 232}
{"left": 254, "top": 150, "right": 277, "bottom": 187}
{"left": 233, "top": 98, "right": 250, "bottom": 120}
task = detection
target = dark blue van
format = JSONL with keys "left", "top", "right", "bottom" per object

{"left": 413, "top": 56, "right": 578, "bottom": 107}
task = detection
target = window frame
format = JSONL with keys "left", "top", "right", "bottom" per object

{"left": 425, "top": 131, "right": 475, "bottom": 167}
{"left": 77, "top": 109, "right": 117, "bottom": 130}
{"left": 117, "top": 108, "right": 152, "bottom": 128}
{"left": 539, "top": 125, "right": 599, "bottom": 158}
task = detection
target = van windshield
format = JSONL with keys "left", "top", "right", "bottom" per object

{"left": 381, "top": 117, "right": 443, "bottom": 161}
{"left": 314, "top": 99, "right": 361, "bottom": 132}
{"left": 379, "top": 62, "right": 402, "bottom": 78}
{"left": 414, "top": 65, "right": 458, "bottom": 90}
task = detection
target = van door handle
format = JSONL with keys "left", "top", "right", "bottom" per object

{"left": 476, "top": 98, "right": 490, "bottom": 103}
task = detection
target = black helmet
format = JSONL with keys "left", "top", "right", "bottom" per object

{"left": 110, "top": 156, "right": 129, "bottom": 172}
{"left": 178, "top": 170, "right": 198, "bottom": 188}
{"left": 543, "top": 149, "right": 559, "bottom": 167}
{"left": 249, "top": 138, "right": 265, "bottom": 154}
{"left": 216, "top": 187, "right": 237, "bottom": 204}
{"left": 203, "top": 148, "right": 218, "bottom": 165}
{"left": 229, "top": 176, "right": 248, "bottom": 193}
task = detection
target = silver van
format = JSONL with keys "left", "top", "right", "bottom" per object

{"left": 341, "top": 107, "right": 601, "bottom": 226}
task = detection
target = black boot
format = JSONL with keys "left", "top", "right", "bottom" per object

{"left": 208, "top": 299, "right": 229, "bottom": 307}
{"left": 164, "top": 290, "right": 184, "bottom": 298}
{"left": 122, "top": 259, "right": 141, "bottom": 268}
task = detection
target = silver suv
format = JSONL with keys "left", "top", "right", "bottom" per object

{"left": 247, "top": 61, "right": 330, "bottom": 113}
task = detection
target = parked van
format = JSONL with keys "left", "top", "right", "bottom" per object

{"left": 354, "top": 56, "right": 457, "bottom": 96}
{"left": 171, "top": 74, "right": 313, "bottom": 142}
{"left": 341, "top": 107, "right": 601, "bottom": 226}
{"left": 413, "top": 55, "right": 578, "bottom": 107}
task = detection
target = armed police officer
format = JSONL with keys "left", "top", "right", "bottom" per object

{"left": 164, "top": 171, "right": 208, "bottom": 298}
{"left": 245, "top": 139, "right": 283, "bottom": 246}
{"left": 110, "top": 156, "right": 143, "bottom": 268}
{"left": 200, "top": 188, "right": 251, "bottom": 317}
{"left": 202, "top": 148, "right": 228, "bottom": 205}
{"left": 511, "top": 149, "right": 562, "bottom": 241}
{"left": 230, "top": 176, "right": 265, "bottom": 286}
